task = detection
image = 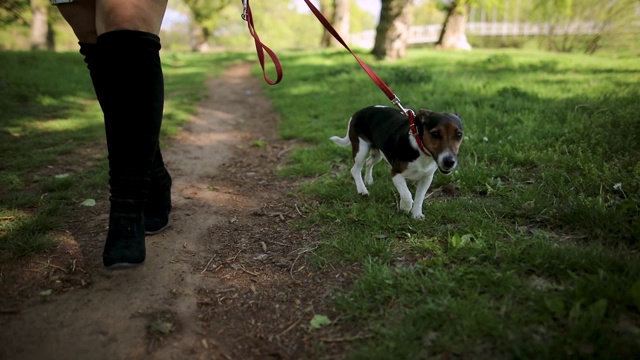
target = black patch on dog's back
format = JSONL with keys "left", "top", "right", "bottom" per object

{"left": 352, "top": 106, "right": 420, "bottom": 163}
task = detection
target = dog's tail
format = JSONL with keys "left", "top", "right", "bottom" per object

{"left": 330, "top": 118, "right": 352, "bottom": 147}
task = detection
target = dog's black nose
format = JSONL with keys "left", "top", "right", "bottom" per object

{"left": 442, "top": 157, "right": 456, "bottom": 169}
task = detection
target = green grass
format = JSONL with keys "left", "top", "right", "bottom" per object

{"left": 258, "top": 48, "right": 640, "bottom": 358}
{"left": 0, "top": 50, "right": 251, "bottom": 261}
{"left": 2, "top": 47, "right": 639, "bottom": 358}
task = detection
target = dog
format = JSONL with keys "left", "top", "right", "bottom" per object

{"left": 330, "top": 106, "right": 463, "bottom": 219}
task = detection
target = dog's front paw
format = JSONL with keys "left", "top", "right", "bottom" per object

{"left": 411, "top": 211, "right": 425, "bottom": 219}
{"left": 399, "top": 199, "right": 413, "bottom": 213}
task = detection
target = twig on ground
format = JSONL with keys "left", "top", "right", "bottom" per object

{"left": 215, "top": 288, "right": 237, "bottom": 294}
{"left": 277, "top": 147, "right": 292, "bottom": 158}
{"left": 201, "top": 256, "right": 216, "bottom": 274}
{"left": 44, "top": 261, "right": 68, "bottom": 274}
{"left": 240, "top": 265, "right": 259, "bottom": 276}
{"left": 279, "top": 318, "right": 302, "bottom": 336}
{"left": 290, "top": 253, "right": 304, "bottom": 281}
{"left": 319, "top": 334, "right": 374, "bottom": 343}
{"left": 268, "top": 240, "right": 287, "bottom": 246}
{"left": 226, "top": 248, "right": 243, "bottom": 262}
{"left": 289, "top": 246, "right": 317, "bottom": 281}
{"left": 294, "top": 203, "right": 304, "bottom": 217}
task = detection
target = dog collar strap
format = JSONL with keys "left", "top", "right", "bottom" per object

{"left": 408, "top": 110, "right": 431, "bottom": 157}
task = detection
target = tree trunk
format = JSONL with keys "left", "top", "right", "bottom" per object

{"left": 435, "top": 0, "right": 456, "bottom": 46}
{"left": 190, "top": 24, "right": 210, "bottom": 52}
{"left": 372, "top": 0, "right": 413, "bottom": 60}
{"left": 319, "top": 0, "right": 334, "bottom": 47}
{"left": 30, "top": 0, "right": 48, "bottom": 50}
{"left": 436, "top": 4, "right": 471, "bottom": 50}
{"left": 328, "top": 0, "right": 349, "bottom": 48}
{"left": 46, "top": 18, "right": 55, "bottom": 50}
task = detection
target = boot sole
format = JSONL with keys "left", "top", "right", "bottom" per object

{"left": 145, "top": 222, "right": 169, "bottom": 236}
{"left": 104, "top": 262, "right": 144, "bottom": 270}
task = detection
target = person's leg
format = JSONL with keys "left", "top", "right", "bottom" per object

{"left": 95, "top": 0, "right": 167, "bottom": 35}
{"left": 55, "top": 0, "right": 98, "bottom": 44}
{"left": 89, "top": 0, "right": 169, "bottom": 268}
{"left": 56, "top": 0, "right": 171, "bottom": 267}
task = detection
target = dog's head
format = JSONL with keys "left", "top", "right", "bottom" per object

{"left": 416, "top": 109, "right": 464, "bottom": 174}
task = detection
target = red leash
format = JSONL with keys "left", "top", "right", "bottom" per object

{"left": 241, "top": 0, "right": 283, "bottom": 85}
{"left": 241, "top": 0, "right": 430, "bottom": 157}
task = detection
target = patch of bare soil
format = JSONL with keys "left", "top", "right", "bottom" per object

{"left": 0, "top": 64, "right": 358, "bottom": 359}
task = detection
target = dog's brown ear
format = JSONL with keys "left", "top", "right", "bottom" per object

{"left": 416, "top": 109, "right": 433, "bottom": 123}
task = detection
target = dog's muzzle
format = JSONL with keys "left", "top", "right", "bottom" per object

{"left": 438, "top": 154, "right": 457, "bottom": 175}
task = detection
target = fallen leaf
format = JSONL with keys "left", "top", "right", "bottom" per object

{"left": 310, "top": 314, "right": 331, "bottom": 329}
{"left": 80, "top": 199, "right": 96, "bottom": 207}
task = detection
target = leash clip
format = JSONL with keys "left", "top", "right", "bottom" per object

{"left": 241, "top": 0, "right": 248, "bottom": 20}
{"left": 391, "top": 96, "right": 409, "bottom": 116}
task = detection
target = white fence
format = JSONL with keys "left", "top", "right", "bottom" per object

{"left": 349, "top": 21, "right": 613, "bottom": 49}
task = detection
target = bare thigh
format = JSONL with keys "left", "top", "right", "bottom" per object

{"left": 55, "top": 0, "right": 97, "bottom": 43}
{"left": 96, "top": 0, "right": 168, "bottom": 36}
{"left": 54, "top": 0, "right": 168, "bottom": 43}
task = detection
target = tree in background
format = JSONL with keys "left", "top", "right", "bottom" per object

{"left": 0, "top": 0, "right": 76, "bottom": 51}
{"left": 29, "top": 0, "right": 54, "bottom": 50}
{"left": 372, "top": 0, "right": 414, "bottom": 60}
{"left": 532, "top": 0, "right": 640, "bottom": 53}
{"left": 580, "top": 0, "right": 639, "bottom": 54}
{"left": 329, "top": 0, "right": 350, "bottom": 48}
{"left": 0, "top": 0, "right": 28, "bottom": 28}
{"left": 320, "top": 0, "right": 375, "bottom": 47}
{"left": 182, "top": 0, "right": 233, "bottom": 52}
{"left": 319, "top": 0, "right": 334, "bottom": 47}
{"left": 412, "top": 0, "right": 444, "bottom": 26}
{"left": 319, "top": 0, "right": 352, "bottom": 48}
{"left": 435, "top": 0, "right": 520, "bottom": 51}
{"left": 435, "top": 0, "right": 471, "bottom": 50}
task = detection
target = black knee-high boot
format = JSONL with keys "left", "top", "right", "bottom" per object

{"left": 145, "top": 145, "right": 172, "bottom": 235}
{"left": 79, "top": 30, "right": 172, "bottom": 268}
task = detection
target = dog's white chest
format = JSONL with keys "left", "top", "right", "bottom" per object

{"left": 401, "top": 156, "right": 437, "bottom": 181}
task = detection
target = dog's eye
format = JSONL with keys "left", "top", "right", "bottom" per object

{"left": 455, "top": 131, "right": 463, "bottom": 139}
{"left": 430, "top": 131, "right": 441, "bottom": 139}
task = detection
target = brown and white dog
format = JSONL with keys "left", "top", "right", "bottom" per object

{"left": 330, "top": 106, "right": 463, "bottom": 219}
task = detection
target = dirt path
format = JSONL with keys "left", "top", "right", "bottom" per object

{"left": 0, "top": 64, "right": 353, "bottom": 359}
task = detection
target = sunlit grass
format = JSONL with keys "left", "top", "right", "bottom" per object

{"left": 0, "top": 50, "right": 247, "bottom": 261}
{"left": 261, "top": 47, "right": 640, "bottom": 358}
{"left": 1, "top": 46, "right": 638, "bottom": 357}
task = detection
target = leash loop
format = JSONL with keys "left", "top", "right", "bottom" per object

{"left": 241, "top": 0, "right": 283, "bottom": 85}
{"left": 240, "top": 0, "right": 411, "bottom": 116}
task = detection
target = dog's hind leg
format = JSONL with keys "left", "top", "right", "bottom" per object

{"left": 392, "top": 174, "right": 413, "bottom": 213}
{"left": 410, "top": 171, "right": 435, "bottom": 219}
{"left": 351, "top": 138, "right": 370, "bottom": 195}
{"left": 364, "top": 149, "right": 382, "bottom": 185}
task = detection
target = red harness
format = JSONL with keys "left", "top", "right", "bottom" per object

{"left": 241, "top": 0, "right": 431, "bottom": 157}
